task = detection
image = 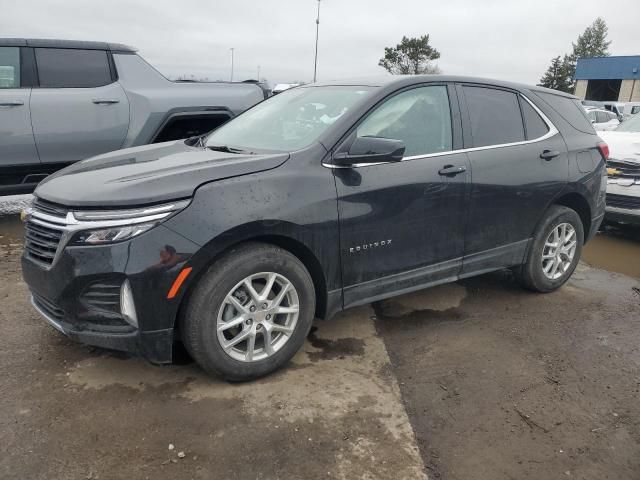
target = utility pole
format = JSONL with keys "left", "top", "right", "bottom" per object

{"left": 313, "top": 0, "right": 321, "bottom": 83}
{"left": 230, "top": 47, "right": 235, "bottom": 82}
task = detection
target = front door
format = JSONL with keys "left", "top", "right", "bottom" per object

{"left": 0, "top": 46, "right": 39, "bottom": 166}
{"left": 29, "top": 47, "right": 129, "bottom": 165}
{"left": 333, "top": 84, "right": 469, "bottom": 307}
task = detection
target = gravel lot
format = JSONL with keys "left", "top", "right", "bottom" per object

{"left": 1, "top": 199, "right": 639, "bottom": 480}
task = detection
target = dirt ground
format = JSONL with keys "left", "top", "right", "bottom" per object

{"left": 1, "top": 202, "right": 639, "bottom": 479}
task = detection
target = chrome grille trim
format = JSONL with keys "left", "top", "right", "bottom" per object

{"left": 23, "top": 202, "right": 180, "bottom": 268}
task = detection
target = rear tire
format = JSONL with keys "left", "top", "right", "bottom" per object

{"left": 181, "top": 242, "right": 315, "bottom": 381}
{"left": 518, "top": 205, "right": 584, "bottom": 293}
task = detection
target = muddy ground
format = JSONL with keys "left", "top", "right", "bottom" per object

{"left": 1, "top": 198, "right": 639, "bottom": 479}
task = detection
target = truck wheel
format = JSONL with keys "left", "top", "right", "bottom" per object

{"left": 518, "top": 205, "right": 584, "bottom": 293}
{"left": 181, "top": 242, "right": 315, "bottom": 381}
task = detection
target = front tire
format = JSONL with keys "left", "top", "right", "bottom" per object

{"left": 518, "top": 205, "right": 584, "bottom": 293}
{"left": 181, "top": 242, "right": 315, "bottom": 381}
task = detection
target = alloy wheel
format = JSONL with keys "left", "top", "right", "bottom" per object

{"left": 216, "top": 272, "right": 300, "bottom": 362}
{"left": 541, "top": 223, "right": 577, "bottom": 280}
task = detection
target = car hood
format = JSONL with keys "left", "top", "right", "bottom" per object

{"left": 35, "top": 141, "right": 289, "bottom": 207}
{"left": 598, "top": 131, "right": 640, "bottom": 163}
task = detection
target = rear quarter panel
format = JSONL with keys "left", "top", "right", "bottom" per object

{"left": 529, "top": 91, "right": 606, "bottom": 228}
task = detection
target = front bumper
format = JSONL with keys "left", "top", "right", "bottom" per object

{"left": 605, "top": 182, "right": 640, "bottom": 226}
{"left": 22, "top": 221, "right": 201, "bottom": 364}
{"left": 605, "top": 206, "right": 640, "bottom": 225}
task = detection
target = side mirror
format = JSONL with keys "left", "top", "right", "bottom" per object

{"left": 333, "top": 136, "right": 405, "bottom": 167}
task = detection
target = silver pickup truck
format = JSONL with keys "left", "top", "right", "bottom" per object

{"left": 0, "top": 38, "right": 265, "bottom": 194}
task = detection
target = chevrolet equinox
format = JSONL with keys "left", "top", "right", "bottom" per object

{"left": 22, "top": 76, "right": 608, "bottom": 380}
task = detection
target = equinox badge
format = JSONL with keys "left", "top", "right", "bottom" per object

{"left": 349, "top": 239, "right": 392, "bottom": 253}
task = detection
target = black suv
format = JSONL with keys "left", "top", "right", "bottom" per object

{"left": 22, "top": 76, "right": 607, "bottom": 380}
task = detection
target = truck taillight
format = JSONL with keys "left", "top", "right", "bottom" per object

{"left": 597, "top": 142, "right": 609, "bottom": 160}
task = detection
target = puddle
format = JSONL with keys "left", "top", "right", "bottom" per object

{"left": 307, "top": 326, "right": 365, "bottom": 361}
{"left": 583, "top": 226, "right": 640, "bottom": 279}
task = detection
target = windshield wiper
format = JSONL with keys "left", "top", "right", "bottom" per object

{"left": 206, "top": 144, "right": 253, "bottom": 154}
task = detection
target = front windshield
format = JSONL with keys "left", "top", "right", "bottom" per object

{"left": 616, "top": 113, "right": 640, "bottom": 132}
{"left": 205, "top": 86, "right": 374, "bottom": 152}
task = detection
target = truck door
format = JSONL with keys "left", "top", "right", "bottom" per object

{"left": 0, "top": 46, "right": 39, "bottom": 167}
{"left": 29, "top": 47, "right": 129, "bottom": 165}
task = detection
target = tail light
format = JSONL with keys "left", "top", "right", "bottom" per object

{"left": 597, "top": 142, "right": 609, "bottom": 160}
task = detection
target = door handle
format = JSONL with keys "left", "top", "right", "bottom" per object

{"left": 540, "top": 150, "right": 560, "bottom": 161}
{"left": 0, "top": 101, "right": 24, "bottom": 107}
{"left": 92, "top": 99, "right": 120, "bottom": 105}
{"left": 438, "top": 165, "right": 467, "bottom": 176}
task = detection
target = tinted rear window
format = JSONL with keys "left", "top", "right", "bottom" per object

{"left": 520, "top": 98, "right": 549, "bottom": 140}
{"left": 534, "top": 91, "right": 595, "bottom": 135}
{"left": 463, "top": 86, "right": 525, "bottom": 147}
{"left": 35, "top": 48, "right": 112, "bottom": 88}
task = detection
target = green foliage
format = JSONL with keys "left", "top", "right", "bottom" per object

{"left": 570, "top": 17, "right": 611, "bottom": 60}
{"left": 378, "top": 35, "right": 441, "bottom": 75}
{"left": 540, "top": 17, "right": 611, "bottom": 93}
{"left": 538, "top": 55, "right": 573, "bottom": 93}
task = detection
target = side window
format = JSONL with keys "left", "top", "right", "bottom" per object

{"left": 533, "top": 92, "right": 594, "bottom": 135}
{"left": 596, "top": 111, "right": 610, "bottom": 124}
{"left": 35, "top": 48, "right": 112, "bottom": 88}
{"left": 356, "top": 86, "right": 452, "bottom": 157}
{"left": 587, "top": 110, "right": 597, "bottom": 122}
{"left": 0, "top": 47, "right": 20, "bottom": 88}
{"left": 520, "top": 98, "right": 549, "bottom": 140}
{"left": 463, "top": 86, "right": 525, "bottom": 147}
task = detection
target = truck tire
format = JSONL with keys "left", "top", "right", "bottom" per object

{"left": 518, "top": 205, "right": 584, "bottom": 293}
{"left": 181, "top": 242, "right": 315, "bottom": 381}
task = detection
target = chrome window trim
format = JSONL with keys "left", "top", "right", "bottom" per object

{"left": 323, "top": 92, "right": 559, "bottom": 169}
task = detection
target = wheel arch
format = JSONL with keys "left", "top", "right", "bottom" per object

{"left": 175, "top": 230, "right": 331, "bottom": 337}
{"left": 553, "top": 191, "right": 592, "bottom": 242}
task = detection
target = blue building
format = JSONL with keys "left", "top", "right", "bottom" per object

{"left": 574, "top": 55, "right": 640, "bottom": 102}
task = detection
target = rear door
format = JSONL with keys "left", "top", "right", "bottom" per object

{"left": 30, "top": 47, "right": 129, "bottom": 165}
{"left": 334, "top": 84, "right": 469, "bottom": 306}
{"left": 0, "top": 46, "right": 39, "bottom": 166}
{"left": 458, "top": 84, "right": 568, "bottom": 274}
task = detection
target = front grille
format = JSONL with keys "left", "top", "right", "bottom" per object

{"left": 33, "top": 293, "right": 64, "bottom": 321}
{"left": 606, "top": 193, "right": 640, "bottom": 210}
{"left": 80, "top": 281, "right": 121, "bottom": 314}
{"left": 33, "top": 199, "right": 69, "bottom": 218}
{"left": 608, "top": 160, "right": 640, "bottom": 178}
{"left": 24, "top": 220, "right": 64, "bottom": 266}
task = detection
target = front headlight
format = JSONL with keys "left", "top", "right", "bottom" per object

{"left": 68, "top": 199, "right": 189, "bottom": 246}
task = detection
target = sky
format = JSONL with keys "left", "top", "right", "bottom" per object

{"left": 1, "top": 0, "right": 639, "bottom": 86}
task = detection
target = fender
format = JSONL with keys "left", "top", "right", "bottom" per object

{"left": 169, "top": 221, "right": 338, "bottom": 325}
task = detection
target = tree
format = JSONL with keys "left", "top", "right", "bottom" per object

{"left": 565, "top": 17, "right": 611, "bottom": 90}
{"left": 378, "top": 35, "right": 441, "bottom": 75}
{"left": 540, "top": 17, "right": 611, "bottom": 93}
{"left": 571, "top": 17, "right": 611, "bottom": 60}
{"left": 538, "top": 55, "right": 573, "bottom": 92}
